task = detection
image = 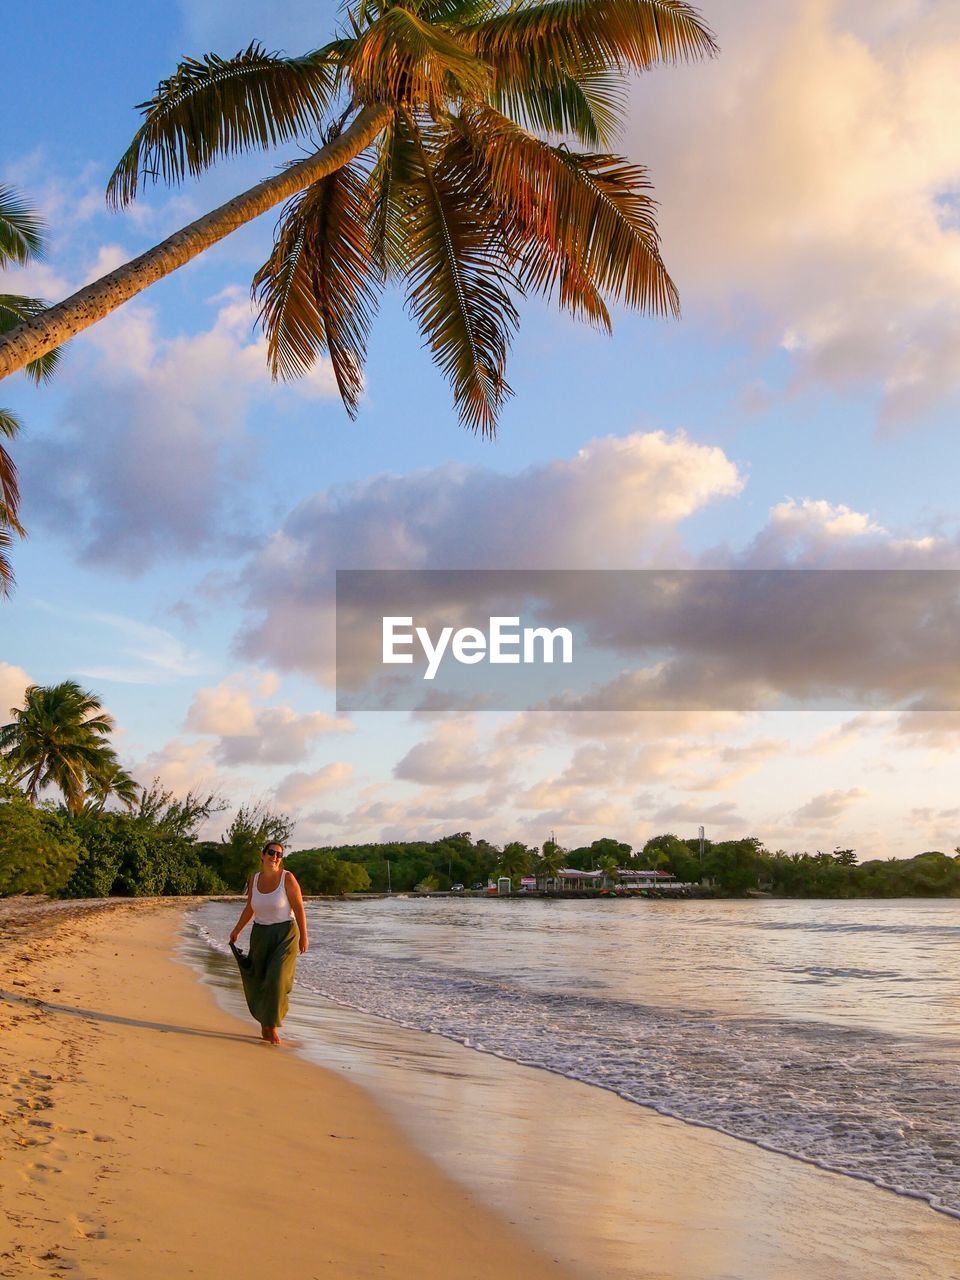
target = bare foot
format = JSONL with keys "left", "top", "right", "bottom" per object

{"left": 267, "top": 1027, "right": 282, "bottom": 1046}
{"left": 260, "top": 1026, "right": 270, "bottom": 1041}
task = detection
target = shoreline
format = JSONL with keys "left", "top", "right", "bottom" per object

{"left": 3, "top": 898, "right": 959, "bottom": 1280}
{"left": 186, "top": 899, "right": 960, "bottom": 1280}
{"left": 0, "top": 899, "right": 573, "bottom": 1279}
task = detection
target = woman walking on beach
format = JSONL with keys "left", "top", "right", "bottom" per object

{"left": 229, "top": 843, "right": 308, "bottom": 1045}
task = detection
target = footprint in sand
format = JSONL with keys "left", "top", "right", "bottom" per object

{"left": 68, "top": 1214, "right": 107, "bottom": 1241}
{"left": 32, "top": 1247, "right": 79, "bottom": 1275}
{"left": 61, "top": 1127, "right": 113, "bottom": 1143}
{"left": 16, "top": 1133, "right": 52, "bottom": 1148}
{"left": 18, "top": 1094, "right": 54, "bottom": 1111}
{"left": 20, "top": 1159, "right": 64, "bottom": 1184}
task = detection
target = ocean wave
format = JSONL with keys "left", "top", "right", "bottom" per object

{"left": 188, "top": 907, "right": 960, "bottom": 1220}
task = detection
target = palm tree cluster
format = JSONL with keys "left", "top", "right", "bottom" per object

{"left": 0, "top": 680, "right": 140, "bottom": 816}
{"left": 0, "top": 0, "right": 716, "bottom": 438}
{"left": 0, "top": 186, "right": 61, "bottom": 592}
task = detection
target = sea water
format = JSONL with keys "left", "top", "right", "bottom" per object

{"left": 189, "top": 896, "right": 960, "bottom": 1220}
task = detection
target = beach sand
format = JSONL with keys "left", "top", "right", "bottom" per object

{"left": 0, "top": 900, "right": 573, "bottom": 1280}
{"left": 2, "top": 900, "right": 958, "bottom": 1280}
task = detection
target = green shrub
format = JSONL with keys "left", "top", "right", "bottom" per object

{"left": 0, "top": 800, "right": 83, "bottom": 896}
{"left": 60, "top": 813, "right": 220, "bottom": 898}
{"left": 284, "top": 850, "right": 371, "bottom": 895}
{"left": 59, "top": 814, "right": 125, "bottom": 897}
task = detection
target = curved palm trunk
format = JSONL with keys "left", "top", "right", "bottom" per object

{"left": 0, "top": 105, "right": 391, "bottom": 383}
{"left": 25, "top": 758, "right": 44, "bottom": 805}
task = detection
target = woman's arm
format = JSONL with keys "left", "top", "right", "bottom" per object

{"left": 229, "top": 876, "right": 255, "bottom": 944}
{"left": 285, "top": 873, "right": 309, "bottom": 954}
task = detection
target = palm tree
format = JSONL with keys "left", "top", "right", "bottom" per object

{"left": 0, "top": 1, "right": 715, "bottom": 434}
{"left": 0, "top": 681, "right": 133, "bottom": 816}
{"left": 598, "top": 851, "right": 620, "bottom": 887}
{"left": 0, "top": 185, "right": 62, "bottom": 592}
{"left": 536, "top": 836, "right": 565, "bottom": 892}
{"left": 83, "top": 757, "right": 142, "bottom": 812}
{"left": 498, "top": 839, "right": 533, "bottom": 885}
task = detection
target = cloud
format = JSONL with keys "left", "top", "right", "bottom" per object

{"left": 394, "top": 718, "right": 500, "bottom": 787}
{"left": 238, "top": 429, "right": 744, "bottom": 677}
{"left": 689, "top": 739, "right": 786, "bottom": 791}
{"left": 274, "top": 762, "right": 353, "bottom": 808}
{"left": 22, "top": 602, "right": 202, "bottom": 684}
{"left": 791, "top": 786, "right": 869, "bottom": 827}
{"left": 893, "top": 710, "right": 960, "bottom": 750}
{"left": 19, "top": 292, "right": 338, "bottom": 571}
{"left": 1, "top": 154, "right": 105, "bottom": 240}
{"left": 184, "top": 672, "right": 279, "bottom": 735}
{"left": 649, "top": 799, "right": 746, "bottom": 830}
{"left": 909, "top": 804, "right": 960, "bottom": 851}
{"left": 627, "top": 0, "right": 960, "bottom": 423}
{"left": 0, "top": 662, "right": 31, "bottom": 717}
{"left": 134, "top": 737, "right": 220, "bottom": 800}
{"left": 735, "top": 498, "right": 960, "bottom": 568}
{"left": 512, "top": 799, "right": 631, "bottom": 833}
{"left": 183, "top": 676, "right": 352, "bottom": 765}
{"left": 242, "top": 469, "right": 960, "bottom": 717}
{"left": 498, "top": 707, "right": 747, "bottom": 744}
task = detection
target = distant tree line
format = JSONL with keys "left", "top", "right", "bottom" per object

{"left": 3, "top": 682, "right": 958, "bottom": 900}
{"left": 291, "top": 832, "right": 960, "bottom": 898}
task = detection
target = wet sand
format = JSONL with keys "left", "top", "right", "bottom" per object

{"left": 0, "top": 900, "right": 572, "bottom": 1279}
{"left": 185, "top": 905, "right": 960, "bottom": 1280}
{"left": 3, "top": 898, "right": 958, "bottom": 1280}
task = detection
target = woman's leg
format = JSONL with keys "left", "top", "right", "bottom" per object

{"left": 231, "top": 924, "right": 271, "bottom": 1028}
{"left": 261, "top": 921, "right": 299, "bottom": 1044}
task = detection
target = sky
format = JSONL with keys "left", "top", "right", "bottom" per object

{"left": 3, "top": 0, "right": 960, "bottom": 858}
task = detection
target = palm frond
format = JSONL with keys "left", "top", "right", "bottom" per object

{"left": 491, "top": 69, "right": 626, "bottom": 146}
{"left": 369, "top": 112, "right": 421, "bottom": 277}
{"left": 0, "top": 409, "right": 23, "bottom": 534}
{"left": 417, "top": 0, "right": 503, "bottom": 27}
{"left": 108, "top": 42, "right": 338, "bottom": 208}
{"left": 0, "top": 185, "right": 46, "bottom": 267}
{"left": 85, "top": 754, "right": 142, "bottom": 811}
{"left": 253, "top": 155, "right": 384, "bottom": 416}
{"left": 401, "top": 113, "right": 519, "bottom": 436}
{"left": 0, "top": 295, "right": 62, "bottom": 384}
{"left": 0, "top": 446, "right": 23, "bottom": 533}
{"left": 346, "top": 7, "right": 491, "bottom": 110}
{"left": 0, "top": 406, "right": 22, "bottom": 441}
{"left": 463, "top": 0, "right": 717, "bottom": 80}
{"left": 461, "top": 104, "right": 679, "bottom": 320}
{"left": 0, "top": 522, "right": 16, "bottom": 598}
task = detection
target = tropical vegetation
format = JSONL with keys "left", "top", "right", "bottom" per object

{"left": 289, "top": 832, "right": 960, "bottom": 897}
{"left": 0, "top": 185, "right": 61, "bottom": 592}
{"left": 4, "top": 683, "right": 956, "bottom": 900}
{"left": 0, "top": 681, "right": 139, "bottom": 816}
{"left": 0, "top": 0, "right": 716, "bottom": 443}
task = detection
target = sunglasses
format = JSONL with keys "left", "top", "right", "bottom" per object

{"left": 263, "top": 850, "right": 284, "bottom": 858}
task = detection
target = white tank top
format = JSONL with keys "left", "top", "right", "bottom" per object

{"left": 251, "top": 871, "right": 293, "bottom": 925}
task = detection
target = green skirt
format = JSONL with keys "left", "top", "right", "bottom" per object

{"left": 230, "top": 919, "right": 299, "bottom": 1027}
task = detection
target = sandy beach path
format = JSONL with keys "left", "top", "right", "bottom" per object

{"left": 0, "top": 900, "right": 573, "bottom": 1280}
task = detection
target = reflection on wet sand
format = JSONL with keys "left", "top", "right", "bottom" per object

{"left": 181, "top": 929, "right": 960, "bottom": 1280}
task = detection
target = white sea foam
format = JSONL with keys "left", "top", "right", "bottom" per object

{"left": 189, "top": 898, "right": 960, "bottom": 1219}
